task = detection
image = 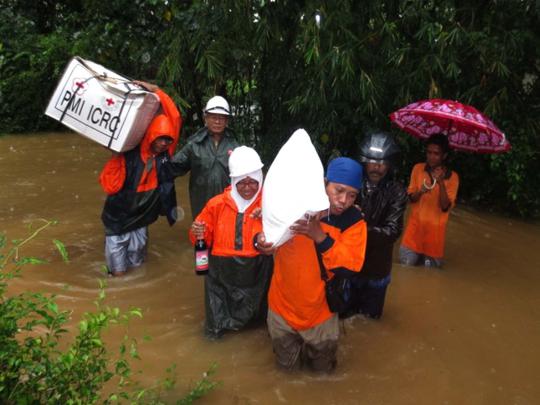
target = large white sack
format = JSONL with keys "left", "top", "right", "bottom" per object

{"left": 262, "top": 129, "right": 329, "bottom": 247}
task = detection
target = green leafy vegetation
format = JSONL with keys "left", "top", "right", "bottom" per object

{"left": 1, "top": 1, "right": 539, "bottom": 217}
{"left": 0, "top": 220, "right": 218, "bottom": 403}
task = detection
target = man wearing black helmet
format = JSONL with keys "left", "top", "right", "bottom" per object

{"left": 343, "top": 132, "right": 407, "bottom": 319}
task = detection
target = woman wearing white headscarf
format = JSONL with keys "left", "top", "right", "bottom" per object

{"left": 189, "top": 146, "right": 273, "bottom": 339}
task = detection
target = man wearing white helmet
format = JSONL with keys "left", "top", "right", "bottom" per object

{"left": 171, "top": 95, "right": 239, "bottom": 219}
{"left": 189, "top": 146, "right": 273, "bottom": 339}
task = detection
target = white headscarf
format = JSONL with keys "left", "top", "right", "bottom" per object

{"left": 230, "top": 169, "right": 263, "bottom": 213}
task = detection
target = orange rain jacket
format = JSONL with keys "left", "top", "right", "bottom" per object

{"left": 189, "top": 187, "right": 273, "bottom": 337}
{"left": 99, "top": 89, "right": 182, "bottom": 235}
{"left": 99, "top": 89, "right": 181, "bottom": 194}
{"left": 268, "top": 207, "right": 367, "bottom": 331}
{"left": 189, "top": 187, "right": 262, "bottom": 257}
{"left": 401, "top": 163, "right": 459, "bottom": 258}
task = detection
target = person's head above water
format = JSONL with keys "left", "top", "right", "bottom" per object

{"left": 425, "top": 133, "right": 450, "bottom": 168}
{"left": 325, "top": 157, "right": 363, "bottom": 215}
{"left": 358, "top": 131, "right": 401, "bottom": 185}
{"left": 204, "top": 96, "right": 231, "bottom": 137}
{"left": 228, "top": 146, "right": 264, "bottom": 213}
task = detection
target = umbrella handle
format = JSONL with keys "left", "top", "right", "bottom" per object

{"left": 423, "top": 178, "right": 437, "bottom": 190}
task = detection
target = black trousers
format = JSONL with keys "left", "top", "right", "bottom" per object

{"left": 339, "top": 274, "right": 391, "bottom": 319}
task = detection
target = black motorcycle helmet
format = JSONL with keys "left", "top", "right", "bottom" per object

{"left": 358, "top": 131, "right": 401, "bottom": 166}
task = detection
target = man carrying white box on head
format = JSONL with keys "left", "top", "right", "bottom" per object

{"left": 99, "top": 81, "right": 182, "bottom": 276}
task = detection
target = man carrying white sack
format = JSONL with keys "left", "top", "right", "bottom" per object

{"left": 255, "top": 157, "right": 367, "bottom": 372}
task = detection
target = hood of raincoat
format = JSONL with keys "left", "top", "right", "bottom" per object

{"left": 231, "top": 169, "right": 264, "bottom": 214}
{"left": 139, "top": 113, "right": 179, "bottom": 162}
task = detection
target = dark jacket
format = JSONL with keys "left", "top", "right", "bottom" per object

{"left": 170, "top": 127, "right": 239, "bottom": 219}
{"left": 356, "top": 177, "right": 407, "bottom": 279}
{"left": 101, "top": 147, "right": 177, "bottom": 236}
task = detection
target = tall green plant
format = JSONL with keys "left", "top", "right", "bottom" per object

{"left": 0, "top": 0, "right": 171, "bottom": 133}
{"left": 160, "top": 0, "right": 539, "bottom": 217}
{"left": 2, "top": 0, "right": 539, "bottom": 216}
{"left": 0, "top": 220, "right": 218, "bottom": 404}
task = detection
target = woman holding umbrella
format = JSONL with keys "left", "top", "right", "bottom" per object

{"left": 391, "top": 98, "right": 510, "bottom": 268}
{"left": 399, "top": 134, "right": 459, "bottom": 268}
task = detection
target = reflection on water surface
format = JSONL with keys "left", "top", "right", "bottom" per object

{"left": 1, "top": 132, "right": 539, "bottom": 404}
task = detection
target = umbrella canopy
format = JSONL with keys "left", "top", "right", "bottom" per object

{"left": 389, "top": 98, "right": 511, "bottom": 153}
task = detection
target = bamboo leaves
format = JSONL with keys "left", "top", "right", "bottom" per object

{"left": 53, "top": 239, "right": 69, "bottom": 263}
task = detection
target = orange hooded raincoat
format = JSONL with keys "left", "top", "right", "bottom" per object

{"left": 189, "top": 187, "right": 273, "bottom": 337}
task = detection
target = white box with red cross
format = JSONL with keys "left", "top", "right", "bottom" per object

{"left": 45, "top": 56, "right": 160, "bottom": 152}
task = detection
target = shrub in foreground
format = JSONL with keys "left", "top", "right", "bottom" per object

{"left": 0, "top": 219, "right": 218, "bottom": 404}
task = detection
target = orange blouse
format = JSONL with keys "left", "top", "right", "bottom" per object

{"left": 268, "top": 212, "right": 367, "bottom": 331}
{"left": 401, "top": 163, "right": 459, "bottom": 258}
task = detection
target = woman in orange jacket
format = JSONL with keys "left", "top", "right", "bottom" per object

{"left": 189, "top": 146, "right": 273, "bottom": 339}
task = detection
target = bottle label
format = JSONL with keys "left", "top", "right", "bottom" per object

{"left": 195, "top": 250, "right": 209, "bottom": 271}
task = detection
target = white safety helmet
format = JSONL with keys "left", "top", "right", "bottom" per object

{"left": 204, "top": 95, "right": 231, "bottom": 116}
{"left": 228, "top": 146, "right": 264, "bottom": 177}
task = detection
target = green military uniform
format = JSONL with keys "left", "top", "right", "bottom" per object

{"left": 170, "top": 127, "right": 239, "bottom": 219}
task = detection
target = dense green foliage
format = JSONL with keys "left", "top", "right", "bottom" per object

{"left": 1, "top": 0, "right": 539, "bottom": 217}
{"left": 0, "top": 220, "right": 218, "bottom": 403}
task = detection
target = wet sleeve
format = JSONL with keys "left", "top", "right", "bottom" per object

{"left": 188, "top": 197, "right": 218, "bottom": 247}
{"left": 169, "top": 142, "right": 192, "bottom": 176}
{"left": 446, "top": 171, "right": 460, "bottom": 208}
{"left": 155, "top": 89, "right": 181, "bottom": 140}
{"left": 99, "top": 155, "right": 126, "bottom": 195}
{"left": 317, "top": 220, "right": 367, "bottom": 274}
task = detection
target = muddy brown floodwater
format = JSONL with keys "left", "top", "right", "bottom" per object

{"left": 1, "top": 132, "right": 539, "bottom": 404}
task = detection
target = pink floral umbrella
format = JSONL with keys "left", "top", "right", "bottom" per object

{"left": 389, "top": 98, "right": 511, "bottom": 153}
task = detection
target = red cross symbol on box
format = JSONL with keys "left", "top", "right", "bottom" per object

{"left": 106, "top": 98, "right": 115, "bottom": 106}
